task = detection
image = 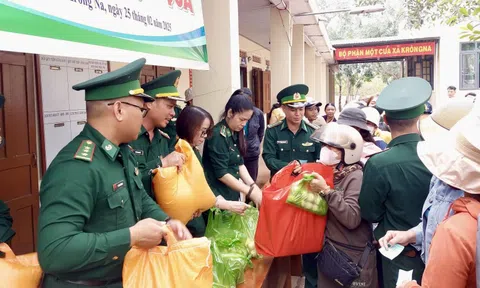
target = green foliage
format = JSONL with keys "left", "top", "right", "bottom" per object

{"left": 403, "top": 0, "right": 480, "bottom": 41}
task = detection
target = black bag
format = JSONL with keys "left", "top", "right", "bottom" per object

{"left": 317, "top": 238, "right": 374, "bottom": 287}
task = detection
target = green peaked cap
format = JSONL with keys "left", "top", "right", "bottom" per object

{"left": 277, "top": 84, "right": 308, "bottom": 108}
{"left": 141, "top": 70, "right": 185, "bottom": 101}
{"left": 72, "top": 58, "right": 153, "bottom": 102}
{"left": 377, "top": 77, "right": 432, "bottom": 120}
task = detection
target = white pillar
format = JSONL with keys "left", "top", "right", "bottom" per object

{"left": 291, "top": 25, "right": 304, "bottom": 84}
{"left": 304, "top": 45, "right": 316, "bottom": 99}
{"left": 192, "top": 0, "right": 240, "bottom": 121}
{"left": 270, "top": 7, "right": 292, "bottom": 103}
{"left": 316, "top": 57, "right": 328, "bottom": 106}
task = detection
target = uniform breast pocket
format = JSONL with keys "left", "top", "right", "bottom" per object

{"left": 107, "top": 186, "right": 131, "bottom": 228}
{"left": 298, "top": 145, "right": 316, "bottom": 161}
{"left": 228, "top": 147, "right": 243, "bottom": 166}
{"left": 277, "top": 143, "right": 291, "bottom": 159}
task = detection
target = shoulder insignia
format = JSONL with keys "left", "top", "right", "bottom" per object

{"left": 366, "top": 148, "right": 390, "bottom": 159}
{"left": 158, "top": 129, "right": 171, "bottom": 140}
{"left": 267, "top": 121, "right": 282, "bottom": 129}
{"left": 306, "top": 121, "right": 319, "bottom": 130}
{"left": 74, "top": 140, "right": 96, "bottom": 162}
{"left": 220, "top": 125, "right": 227, "bottom": 137}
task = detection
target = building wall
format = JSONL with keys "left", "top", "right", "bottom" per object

{"left": 239, "top": 35, "right": 271, "bottom": 89}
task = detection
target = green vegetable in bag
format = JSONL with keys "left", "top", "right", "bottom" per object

{"left": 286, "top": 174, "right": 328, "bottom": 216}
{"left": 237, "top": 206, "right": 261, "bottom": 259}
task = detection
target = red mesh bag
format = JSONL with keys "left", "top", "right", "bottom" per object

{"left": 254, "top": 162, "right": 333, "bottom": 257}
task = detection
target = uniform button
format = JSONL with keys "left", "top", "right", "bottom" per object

{"left": 281, "top": 148, "right": 283, "bottom": 151}
{"left": 234, "top": 144, "right": 237, "bottom": 147}
{"left": 306, "top": 150, "right": 309, "bottom": 152}
{"left": 293, "top": 149, "right": 296, "bottom": 152}
{"left": 237, "top": 155, "right": 240, "bottom": 158}
{"left": 112, "top": 256, "right": 119, "bottom": 260}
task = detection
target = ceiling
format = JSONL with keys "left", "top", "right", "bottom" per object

{"left": 238, "top": 0, "right": 334, "bottom": 63}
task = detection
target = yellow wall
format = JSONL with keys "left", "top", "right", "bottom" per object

{"left": 239, "top": 35, "right": 271, "bottom": 89}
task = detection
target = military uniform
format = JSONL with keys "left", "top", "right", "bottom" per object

{"left": 261, "top": 84, "right": 320, "bottom": 288}
{"left": 162, "top": 105, "right": 182, "bottom": 150}
{"left": 203, "top": 119, "right": 244, "bottom": 201}
{"left": 129, "top": 126, "right": 171, "bottom": 199}
{"left": 37, "top": 59, "right": 168, "bottom": 288}
{"left": 359, "top": 77, "right": 433, "bottom": 288}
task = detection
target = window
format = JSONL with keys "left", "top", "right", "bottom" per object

{"left": 459, "top": 42, "right": 480, "bottom": 90}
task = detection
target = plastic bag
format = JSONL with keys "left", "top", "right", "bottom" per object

{"left": 287, "top": 174, "right": 329, "bottom": 216}
{"left": 123, "top": 227, "right": 213, "bottom": 288}
{"left": 255, "top": 162, "right": 333, "bottom": 257}
{"left": 0, "top": 243, "right": 43, "bottom": 288}
{"left": 152, "top": 139, "right": 216, "bottom": 224}
{"left": 238, "top": 207, "right": 261, "bottom": 258}
{"left": 205, "top": 209, "right": 252, "bottom": 288}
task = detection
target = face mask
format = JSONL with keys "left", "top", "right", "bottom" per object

{"left": 367, "top": 125, "right": 375, "bottom": 135}
{"left": 319, "top": 147, "right": 341, "bottom": 166}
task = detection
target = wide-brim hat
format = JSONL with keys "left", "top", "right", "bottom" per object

{"left": 419, "top": 97, "right": 475, "bottom": 142}
{"left": 337, "top": 107, "right": 369, "bottom": 131}
{"left": 417, "top": 112, "right": 480, "bottom": 194}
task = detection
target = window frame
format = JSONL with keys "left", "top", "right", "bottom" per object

{"left": 459, "top": 42, "right": 480, "bottom": 90}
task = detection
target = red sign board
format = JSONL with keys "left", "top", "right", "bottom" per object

{"left": 335, "top": 42, "right": 435, "bottom": 61}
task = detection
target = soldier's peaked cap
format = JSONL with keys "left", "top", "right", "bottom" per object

{"left": 72, "top": 58, "right": 153, "bottom": 102}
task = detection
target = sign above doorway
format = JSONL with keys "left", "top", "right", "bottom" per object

{"left": 0, "top": 0, "right": 208, "bottom": 69}
{"left": 335, "top": 42, "right": 435, "bottom": 61}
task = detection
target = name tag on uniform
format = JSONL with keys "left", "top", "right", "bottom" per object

{"left": 134, "top": 150, "right": 144, "bottom": 156}
{"left": 112, "top": 180, "right": 125, "bottom": 192}
{"left": 277, "top": 140, "right": 288, "bottom": 144}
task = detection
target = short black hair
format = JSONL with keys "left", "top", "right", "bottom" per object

{"left": 176, "top": 106, "right": 214, "bottom": 145}
{"left": 447, "top": 86, "right": 457, "bottom": 91}
{"left": 324, "top": 103, "right": 336, "bottom": 111}
{"left": 385, "top": 116, "right": 419, "bottom": 132}
{"left": 233, "top": 87, "right": 253, "bottom": 97}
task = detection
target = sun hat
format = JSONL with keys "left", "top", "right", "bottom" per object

{"left": 337, "top": 107, "right": 369, "bottom": 131}
{"left": 419, "top": 97, "right": 475, "bottom": 142}
{"left": 417, "top": 102, "right": 480, "bottom": 194}
{"left": 185, "top": 88, "right": 194, "bottom": 102}
{"left": 362, "top": 107, "right": 381, "bottom": 127}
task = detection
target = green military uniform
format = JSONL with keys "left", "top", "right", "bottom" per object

{"left": 359, "top": 77, "right": 433, "bottom": 288}
{"left": 203, "top": 119, "right": 244, "bottom": 201}
{"left": 261, "top": 84, "right": 320, "bottom": 288}
{"left": 130, "top": 126, "right": 171, "bottom": 199}
{"left": 129, "top": 70, "right": 184, "bottom": 198}
{"left": 38, "top": 58, "right": 168, "bottom": 288}
{"left": 162, "top": 105, "right": 182, "bottom": 151}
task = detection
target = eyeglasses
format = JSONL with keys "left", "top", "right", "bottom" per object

{"left": 200, "top": 130, "right": 208, "bottom": 138}
{"left": 108, "top": 101, "right": 149, "bottom": 118}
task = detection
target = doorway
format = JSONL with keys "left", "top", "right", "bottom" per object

{"left": 252, "top": 68, "right": 271, "bottom": 113}
{"left": 0, "top": 52, "right": 39, "bottom": 254}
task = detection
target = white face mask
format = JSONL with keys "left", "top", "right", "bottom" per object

{"left": 367, "top": 125, "right": 375, "bottom": 135}
{"left": 319, "top": 147, "right": 341, "bottom": 166}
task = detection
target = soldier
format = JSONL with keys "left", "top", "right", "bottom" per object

{"left": 0, "top": 93, "right": 15, "bottom": 247}
{"left": 37, "top": 59, "right": 191, "bottom": 288}
{"left": 129, "top": 70, "right": 186, "bottom": 199}
{"left": 262, "top": 84, "right": 321, "bottom": 288}
{"left": 359, "top": 77, "right": 433, "bottom": 287}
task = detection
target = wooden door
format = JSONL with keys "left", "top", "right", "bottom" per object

{"left": 0, "top": 52, "right": 38, "bottom": 254}
{"left": 252, "top": 68, "right": 263, "bottom": 109}
{"left": 140, "top": 65, "right": 157, "bottom": 85}
{"left": 262, "top": 70, "right": 271, "bottom": 113}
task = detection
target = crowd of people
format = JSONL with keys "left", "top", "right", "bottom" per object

{"left": 0, "top": 57, "right": 479, "bottom": 288}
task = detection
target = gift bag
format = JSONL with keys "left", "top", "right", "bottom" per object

{"left": 255, "top": 162, "right": 333, "bottom": 257}
{"left": 286, "top": 174, "right": 329, "bottom": 216}
{"left": 152, "top": 139, "right": 216, "bottom": 224}
{"left": 0, "top": 243, "right": 43, "bottom": 288}
{"left": 205, "top": 209, "right": 253, "bottom": 288}
{"left": 123, "top": 228, "right": 213, "bottom": 288}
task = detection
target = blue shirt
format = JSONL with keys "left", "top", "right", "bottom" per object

{"left": 412, "top": 176, "right": 464, "bottom": 263}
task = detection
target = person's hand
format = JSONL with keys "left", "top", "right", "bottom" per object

{"left": 396, "top": 280, "right": 418, "bottom": 288}
{"left": 309, "top": 172, "right": 329, "bottom": 193}
{"left": 249, "top": 185, "right": 263, "bottom": 208}
{"left": 129, "top": 218, "right": 167, "bottom": 249}
{"left": 226, "top": 201, "right": 250, "bottom": 215}
{"left": 167, "top": 219, "right": 192, "bottom": 241}
{"left": 292, "top": 161, "right": 302, "bottom": 174}
{"left": 379, "top": 230, "right": 416, "bottom": 249}
{"left": 161, "top": 151, "right": 185, "bottom": 170}
{"left": 191, "top": 210, "right": 202, "bottom": 219}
